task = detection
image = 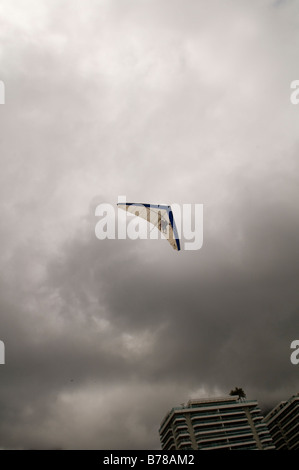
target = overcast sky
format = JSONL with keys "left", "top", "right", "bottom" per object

{"left": 0, "top": 0, "right": 299, "bottom": 449}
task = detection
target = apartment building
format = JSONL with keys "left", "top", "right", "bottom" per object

{"left": 263, "top": 394, "right": 299, "bottom": 450}
{"left": 159, "top": 395, "right": 275, "bottom": 450}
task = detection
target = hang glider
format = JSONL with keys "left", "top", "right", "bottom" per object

{"left": 117, "top": 202, "right": 180, "bottom": 251}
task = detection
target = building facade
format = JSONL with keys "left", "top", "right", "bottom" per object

{"left": 263, "top": 394, "right": 299, "bottom": 450}
{"left": 159, "top": 396, "right": 275, "bottom": 450}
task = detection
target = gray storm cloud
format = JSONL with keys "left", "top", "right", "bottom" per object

{"left": 0, "top": 0, "right": 299, "bottom": 449}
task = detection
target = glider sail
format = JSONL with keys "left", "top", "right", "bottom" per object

{"left": 117, "top": 203, "right": 180, "bottom": 251}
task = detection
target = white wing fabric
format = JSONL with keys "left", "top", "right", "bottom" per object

{"left": 117, "top": 203, "right": 180, "bottom": 251}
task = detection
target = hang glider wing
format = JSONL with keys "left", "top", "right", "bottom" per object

{"left": 117, "top": 202, "right": 180, "bottom": 251}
